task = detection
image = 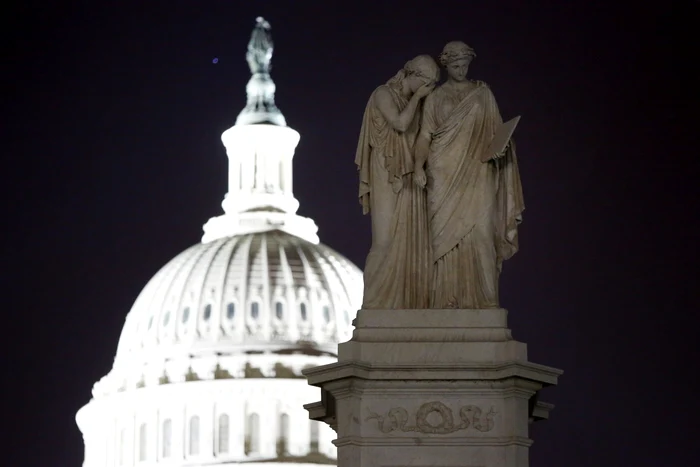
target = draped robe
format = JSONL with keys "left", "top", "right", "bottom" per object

{"left": 355, "top": 85, "right": 431, "bottom": 309}
{"left": 421, "top": 81, "right": 524, "bottom": 309}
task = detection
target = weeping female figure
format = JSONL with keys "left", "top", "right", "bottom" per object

{"left": 355, "top": 55, "right": 440, "bottom": 309}
{"left": 414, "top": 41, "right": 525, "bottom": 309}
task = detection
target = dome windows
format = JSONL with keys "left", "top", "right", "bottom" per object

{"left": 182, "top": 307, "right": 191, "bottom": 324}
{"left": 163, "top": 312, "right": 171, "bottom": 326}
{"left": 300, "top": 303, "right": 308, "bottom": 321}
{"left": 344, "top": 309, "right": 351, "bottom": 325}
{"left": 250, "top": 302, "right": 260, "bottom": 319}
{"left": 245, "top": 413, "right": 260, "bottom": 455}
{"left": 275, "top": 302, "right": 284, "bottom": 320}
{"left": 218, "top": 414, "right": 230, "bottom": 454}
{"left": 323, "top": 305, "right": 331, "bottom": 323}
{"left": 203, "top": 304, "right": 212, "bottom": 321}
{"left": 138, "top": 423, "right": 148, "bottom": 461}
{"left": 162, "top": 419, "right": 172, "bottom": 458}
{"left": 188, "top": 416, "right": 200, "bottom": 456}
{"left": 309, "top": 420, "right": 320, "bottom": 453}
{"left": 277, "top": 413, "right": 290, "bottom": 456}
{"left": 226, "top": 303, "right": 236, "bottom": 320}
{"left": 147, "top": 316, "right": 153, "bottom": 330}
{"left": 118, "top": 428, "right": 126, "bottom": 465}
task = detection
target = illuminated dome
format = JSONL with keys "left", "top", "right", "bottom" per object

{"left": 106, "top": 231, "right": 361, "bottom": 391}
{"left": 76, "top": 18, "right": 362, "bottom": 467}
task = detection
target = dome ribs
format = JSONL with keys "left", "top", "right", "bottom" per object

{"left": 276, "top": 234, "right": 300, "bottom": 342}
{"left": 171, "top": 241, "right": 217, "bottom": 343}
{"left": 107, "top": 233, "right": 362, "bottom": 393}
{"left": 245, "top": 234, "right": 265, "bottom": 339}
{"left": 213, "top": 236, "right": 241, "bottom": 340}
{"left": 265, "top": 232, "right": 287, "bottom": 342}
{"left": 232, "top": 234, "right": 255, "bottom": 341}
{"left": 118, "top": 245, "right": 198, "bottom": 361}
{"left": 245, "top": 234, "right": 264, "bottom": 291}
{"left": 265, "top": 232, "right": 286, "bottom": 289}
{"left": 191, "top": 238, "right": 230, "bottom": 341}
{"left": 260, "top": 233, "right": 271, "bottom": 341}
{"left": 283, "top": 239, "right": 307, "bottom": 288}
{"left": 295, "top": 243, "right": 322, "bottom": 343}
{"left": 303, "top": 245, "right": 337, "bottom": 343}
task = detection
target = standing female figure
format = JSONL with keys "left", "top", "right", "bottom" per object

{"left": 355, "top": 55, "right": 440, "bottom": 309}
{"left": 414, "top": 42, "right": 525, "bottom": 309}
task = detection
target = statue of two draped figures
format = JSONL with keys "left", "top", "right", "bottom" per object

{"left": 355, "top": 41, "right": 525, "bottom": 310}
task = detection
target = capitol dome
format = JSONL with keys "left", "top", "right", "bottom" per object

{"left": 106, "top": 231, "right": 362, "bottom": 392}
{"left": 76, "top": 17, "right": 362, "bottom": 467}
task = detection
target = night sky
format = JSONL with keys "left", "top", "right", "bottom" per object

{"left": 7, "top": 1, "right": 699, "bottom": 466}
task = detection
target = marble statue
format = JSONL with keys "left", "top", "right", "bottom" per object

{"left": 355, "top": 55, "right": 440, "bottom": 309}
{"left": 414, "top": 41, "right": 525, "bottom": 309}
{"left": 309, "top": 49, "right": 557, "bottom": 464}
{"left": 246, "top": 17, "right": 273, "bottom": 74}
{"left": 237, "top": 17, "right": 285, "bottom": 126}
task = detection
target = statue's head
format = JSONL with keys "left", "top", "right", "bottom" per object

{"left": 439, "top": 41, "right": 476, "bottom": 83}
{"left": 387, "top": 54, "right": 440, "bottom": 93}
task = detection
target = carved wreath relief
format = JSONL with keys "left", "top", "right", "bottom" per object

{"left": 365, "top": 401, "right": 496, "bottom": 434}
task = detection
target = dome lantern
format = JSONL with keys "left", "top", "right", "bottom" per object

{"left": 203, "top": 17, "right": 319, "bottom": 244}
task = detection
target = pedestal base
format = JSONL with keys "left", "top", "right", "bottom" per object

{"left": 303, "top": 309, "right": 562, "bottom": 467}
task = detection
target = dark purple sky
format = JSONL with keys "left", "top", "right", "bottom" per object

{"left": 6, "top": 1, "right": 699, "bottom": 466}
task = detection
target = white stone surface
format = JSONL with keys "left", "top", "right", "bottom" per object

{"left": 304, "top": 309, "right": 562, "bottom": 467}
{"left": 77, "top": 379, "right": 338, "bottom": 466}
{"left": 202, "top": 124, "right": 321, "bottom": 244}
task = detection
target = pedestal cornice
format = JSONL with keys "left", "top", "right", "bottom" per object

{"left": 302, "top": 308, "right": 563, "bottom": 467}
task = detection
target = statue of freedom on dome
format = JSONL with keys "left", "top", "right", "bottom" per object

{"left": 246, "top": 16, "right": 273, "bottom": 75}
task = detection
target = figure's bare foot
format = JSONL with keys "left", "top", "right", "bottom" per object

{"left": 444, "top": 299, "right": 458, "bottom": 309}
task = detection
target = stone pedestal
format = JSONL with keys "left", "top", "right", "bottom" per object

{"left": 303, "top": 309, "right": 562, "bottom": 467}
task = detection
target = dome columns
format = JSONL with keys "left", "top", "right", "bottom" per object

{"left": 202, "top": 125, "right": 320, "bottom": 244}
{"left": 221, "top": 124, "right": 301, "bottom": 215}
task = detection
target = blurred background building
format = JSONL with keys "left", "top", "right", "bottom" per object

{"left": 75, "top": 17, "right": 363, "bottom": 467}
